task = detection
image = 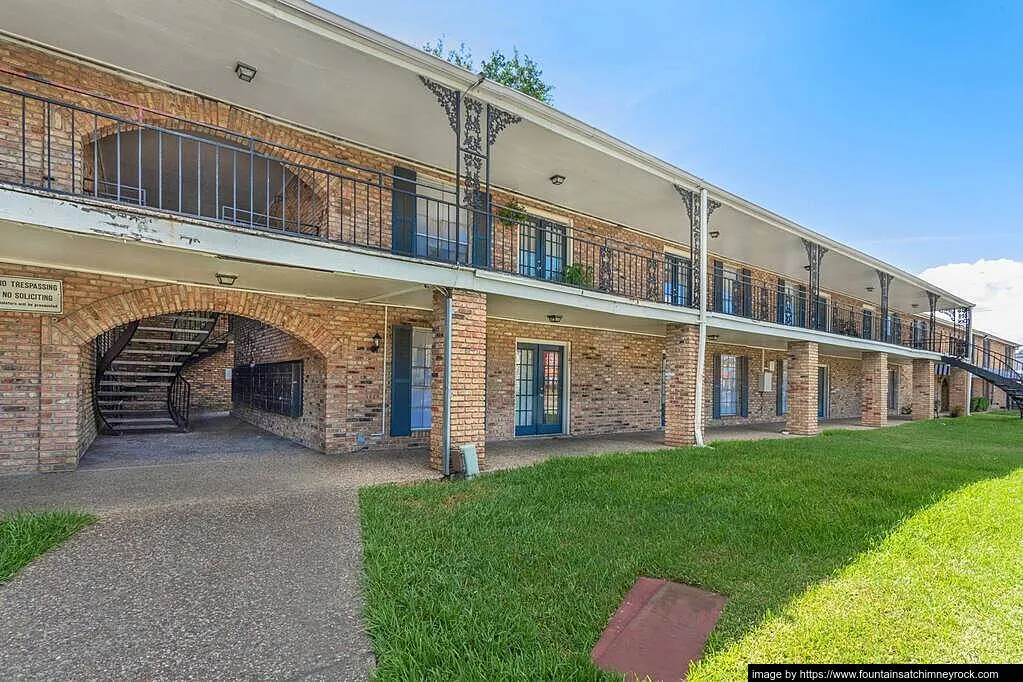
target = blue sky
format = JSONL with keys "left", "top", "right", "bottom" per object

{"left": 324, "top": 0, "right": 1023, "bottom": 337}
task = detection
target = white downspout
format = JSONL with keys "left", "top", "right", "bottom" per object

{"left": 693, "top": 187, "right": 710, "bottom": 447}
{"left": 442, "top": 289, "right": 453, "bottom": 476}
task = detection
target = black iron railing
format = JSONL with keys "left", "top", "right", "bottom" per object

{"left": 708, "top": 271, "right": 970, "bottom": 355}
{"left": 167, "top": 375, "right": 191, "bottom": 429}
{"left": 0, "top": 73, "right": 972, "bottom": 353}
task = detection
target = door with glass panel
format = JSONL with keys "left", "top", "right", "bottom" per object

{"left": 518, "top": 219, "right": 567, "bottom": 282}
{"left": 817, "top": 365, "right": 830, "bottom": 419}
{"left": 515, "top": 343, "right": 564, "bottom": 435}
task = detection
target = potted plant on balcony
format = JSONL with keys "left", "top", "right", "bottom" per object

{"left": 562, "top": 263, "right": 594, "bottom": 288}
{"left": 497, "top": 200, "right": 529, "bottom": 227}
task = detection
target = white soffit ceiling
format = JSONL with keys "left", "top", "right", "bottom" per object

{"left": 0, "top": 0, "right": 971, "bottom": 310}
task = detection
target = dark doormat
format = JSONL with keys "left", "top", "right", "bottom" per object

{"left": 591, "top": 577, "right": 727, "bottom": 681}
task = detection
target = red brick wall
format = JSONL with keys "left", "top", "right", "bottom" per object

{"left": 180, "top": 316, "right": 233, "bottom": 413}
{"left": 231, "top": 318, "right": 325, "bottom": 451}
{"left": 0, "top": 260, "right": 446, "bottom": 471}
{"left": 486, "top": 319, "right": 662, "bottom": 442}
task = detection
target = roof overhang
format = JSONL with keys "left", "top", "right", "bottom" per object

{"left": 0, "top": 0, "right": 973, "bottom": 311}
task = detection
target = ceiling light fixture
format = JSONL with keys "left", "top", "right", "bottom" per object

{"left": 215, "top": 273, "right": 238, "bottom": 286}
{"left": 707, "top": 334, "right": 720, "bottom": 341}
{"left": 865, "top": 286, "right": 875, "bottom": 292}
{"left": 234, "top": 62, "right": 257, "bottom": 83}
{"left": 547, "top": 314, "right": 563, "bottom": 323}
{"left": 549, "top": 174, "right": 566, "bottom": 186}
{"left": 708, "top": 231, "right": 720, "bottom": 239}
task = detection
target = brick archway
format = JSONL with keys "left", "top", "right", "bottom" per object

{"left": 39, "top": 284, "right": 346, "bottom": 470}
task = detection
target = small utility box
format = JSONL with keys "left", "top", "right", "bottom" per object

{"left": 759, "top": 371, "right": 773, "bottom": 393}
{"left": 460, "top": 444, "right": 479, "bottom": 480}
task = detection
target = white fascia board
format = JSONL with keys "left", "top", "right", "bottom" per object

{"left": 0, "top": 187, "right": 701, "bottom": 323}
{"left": 707, "top": 312, "right": 944, "bottom": 360}
{"left": 475, "top": 270, "right": 700, "bottom": 324}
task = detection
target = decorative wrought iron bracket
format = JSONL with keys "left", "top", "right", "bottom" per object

{"left": 674, "top": 185, "right": 720, "bottom": 309}
{"left": 802, "top": 239, "right": 828, "bottom": 329}
{"left": 420, "top": 76, "right": 522, "bottom": 215}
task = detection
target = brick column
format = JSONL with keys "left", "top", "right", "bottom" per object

{"left": 911, "top": 359, "right": 935, "bottom": 420}
{"left": 860, "top": 352, "right": 888, "bottom": 427}
{"left": 949, "top": 366, "right": 970, "bottom": 416}
{"left": 664, "top": 323, "right": 701, "bottom": 447}
{"left": 37, "top": 319, "right": 81, "bottom": 472}
{"left": 786, "top": 341, "right": 818, "bottom": 436}
{"left": 430, "top": 289, "right": 487, "bottom": 470}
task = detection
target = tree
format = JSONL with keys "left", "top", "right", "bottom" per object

{"left": 423, "top": 38, "right": 554, "bottom": 104}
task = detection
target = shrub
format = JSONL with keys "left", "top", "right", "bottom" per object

{"left": 950, "top": 405, "right": 964, "bottom": 417}
{"left": 971, "top": 396, "right": 991, "bottom": 413}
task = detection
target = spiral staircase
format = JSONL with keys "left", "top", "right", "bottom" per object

{"left": 94, "top": 312, "right": 230, "bottom": 434}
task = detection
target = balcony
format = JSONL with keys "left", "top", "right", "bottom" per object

{"left": 0, "top": 75, "right": 967, "bottom": 356}
{"left": 0, "top": 76, "right": 693, "bottom": 310}
{"left": 709, "top": 271, "right": 968, "bottom": 355}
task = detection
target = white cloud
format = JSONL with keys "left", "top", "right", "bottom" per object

{"left": 919, "top": 259, "right": 1023, "bottom": 343}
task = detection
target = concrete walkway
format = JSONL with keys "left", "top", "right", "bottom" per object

{"left": 0, "top": 418, "right": 435, "bottom": 681}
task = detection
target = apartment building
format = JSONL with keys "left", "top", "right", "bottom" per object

{"left": 0, "top": 0, "right": 1016, "bottom": 474}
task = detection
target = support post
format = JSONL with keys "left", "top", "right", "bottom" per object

{"left": 927, "top": 292, "right": 939, "bottom": 352}
{"left": 673, "top": 185, "right": 719, "bottom": 310}
{"left": 802, "top": 239, "right": 828, "bottom": 329}
{"left": 877, "top": 270, "right": 894, "bottom": 342}
{"left": 786, "top": 341, "right": 819, "bottom": 435}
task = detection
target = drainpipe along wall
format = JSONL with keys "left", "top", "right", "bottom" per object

{"left": 693, "top": 187, "right": 710, "bottom": 447}
{"left": 442, "top": 288, "right": 453, "bottom": 476}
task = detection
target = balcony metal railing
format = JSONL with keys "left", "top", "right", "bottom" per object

{"left": 0, "top": 72, "right": 968, "bottom": 354}
{"left": 709, "top": 272, "right": 968, "bottom": 354}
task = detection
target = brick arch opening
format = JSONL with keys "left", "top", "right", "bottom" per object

{"left": 40, "top": 285, "right": 346, "bottom": 470}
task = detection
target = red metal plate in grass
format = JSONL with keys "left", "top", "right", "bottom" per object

{"left": 592, "top": 577, "right": 726, "bottom": 681}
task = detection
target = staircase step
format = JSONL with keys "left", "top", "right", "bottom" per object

{"left": 120, "top": 350, "right": 194, "bottom": 355}
{"left": 135, "top": 326, "right": 208, "bottom": 334}
{"left": 107, "top": 416, "right": 176, "bottom": 424}
{"left": 129, "top": 339, "right": 202, "bottom": 345}
{"left": 103, "top": 371, "right": 177, "bottom": 377}
{"left": 111, "top": 360, "right": 185, "bottom": 366}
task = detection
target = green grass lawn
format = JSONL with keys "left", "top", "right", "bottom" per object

{"left": 0, "top": 510, "right": 96, "bottom": 583}
{"left": 359, "top": 414, "right": 1023, "bottom": 680}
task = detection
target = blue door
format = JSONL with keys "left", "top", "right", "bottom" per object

{"left": 817, "top": 365, "right": 830, "bottom": 419}
{"left": 515, "top": 344, "right": 564, "bottom": 436}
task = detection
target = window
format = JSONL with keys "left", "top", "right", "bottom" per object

{"left": 814, "top": 295, "right": 830, "bottom": 332}
{"left": 519, "top": 218, "right": 567, "bottom": 282}
{"left": 390, "top": 325, "right": 433, "bottom": 436}
{"left": 410, "top": 328, "right": 433, "bottom": 430}
{"left": 415, "top": 183, "right": 468, "bottom": 263}
{"left": 778, "top": 283, "right": 796, "bottom": 326}
{"left": 664, "top": 253, "right": 690, "bottom": 306}
{"left": 719, "top": 355, "right": 739, "bottom": 416}
{"left": 776, "top": 358, "right": 788, "bottom": 415}
{"left": 232, "top": 361, "right": 303, "bottom": 418}
{"left": 888, "top": 368, "right": 899, "bottom": 411}
{"left": 720, "top": 266, "right": 738, "bottom": 314}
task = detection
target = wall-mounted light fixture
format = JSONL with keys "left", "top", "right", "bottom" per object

{"left": 547, "top": 314, "right": 563, "bottom": 323}
{"left": 370, "top": 332, "right": 382, "bottom": 353}
{"left": 235, "top": 62, "right": 257, "bottom": 83}
{"left": 215, "top": 273, "right": 238, "bottom": 286}
{"left": 708, "top": 231, "right": 720, "bottom": 239}
{"left": 549, "top": 174, "right": 566, "bottom": 186}
{"left": 707, "top": 334, "right": 720, "bottom": 341}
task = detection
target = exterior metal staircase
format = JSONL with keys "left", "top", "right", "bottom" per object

{"left": 942, "top": 345, "right": 1023, "bottom": 417}
{"left": 94, "top": 312, "right": 223, "bottom": 434}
